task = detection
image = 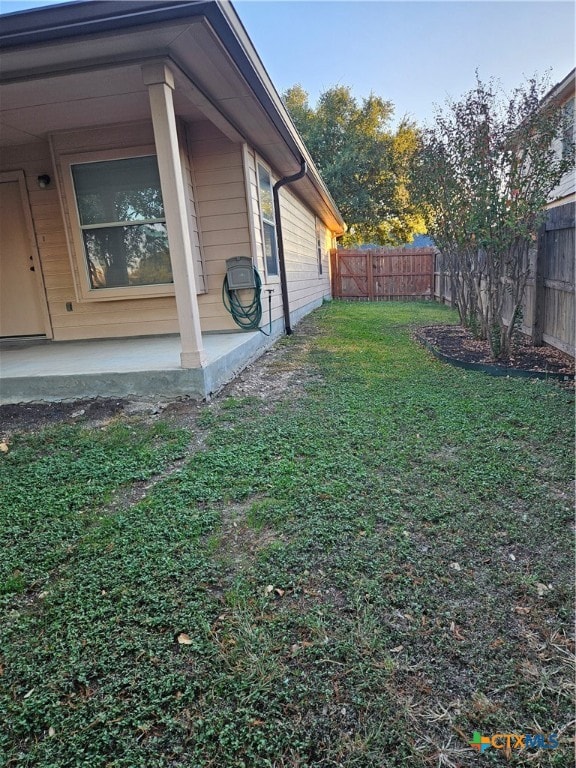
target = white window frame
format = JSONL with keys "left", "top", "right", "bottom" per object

{"left": 315, "top": 218, "right": 325, "bottom": 277}
{"left": 60, "top": 146, "right": 176, "bottom": 302}
{"left": 256, "top": 161, "right": 280, "bottom": 280}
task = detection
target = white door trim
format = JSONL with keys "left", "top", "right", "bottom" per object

{"left": 0, "top": 170, "right": 53, "bottom": 339}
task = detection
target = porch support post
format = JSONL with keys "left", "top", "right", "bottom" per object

{"left": 142, "top": 62, "right": 206, "bottom": 369}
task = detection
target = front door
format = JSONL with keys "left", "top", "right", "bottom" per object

{"left": 0, "top": 176, "right": 47, "bottom": 337}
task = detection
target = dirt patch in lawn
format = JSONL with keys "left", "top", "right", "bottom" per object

{"left": 216, "top": 501, "right": 287, "bottom": 575}
{"left": 0, "top": 398, "right": 129, "bottom": 435}
{"left": 417, "top": 324, "right": 574, "bottom": 379}
{"left": 223, "top": 315, "right": 323, "bottom": 402}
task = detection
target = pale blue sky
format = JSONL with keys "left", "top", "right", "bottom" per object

{"left": 1, "top": 0, "right": 574, "bottom": 126}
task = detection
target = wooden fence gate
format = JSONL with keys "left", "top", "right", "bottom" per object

{"left": 330, "top": 247, "right": 436, "bottom": 301}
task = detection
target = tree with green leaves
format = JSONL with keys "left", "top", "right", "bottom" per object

{"left": 412, "top": 75, "right": 574, "bottom": 359}
{"left": 283, "top": 84, "right": 425, "bottom": 246}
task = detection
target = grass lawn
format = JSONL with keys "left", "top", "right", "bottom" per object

{"left": 1, "top": 301, "right": 574, "bottom": 767}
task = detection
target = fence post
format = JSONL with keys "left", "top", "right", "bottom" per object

{"left": 531, "top": 223, "right": 546, "bottom": 346}
{"left": 366, "top": 251, "right": 375, "bottom": 300}
{"left": 330, "top": 249, "right": 339, "bottom": 299}
{"left": 435, "top": 251, "right": 442, "bottom": 301}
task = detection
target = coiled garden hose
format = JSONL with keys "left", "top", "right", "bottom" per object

{"left": 222, "top": 267, "right": 269, "bottom": 334}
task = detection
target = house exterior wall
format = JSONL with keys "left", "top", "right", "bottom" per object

{"left": 547, "top": 82, "right": 575, "bottom": 207}
{"left": 279, "top": 185, "right": 332, "bottom": 314}
{"left": 548, "top": 122, "right": 575, "bottom": 206}
{"left": 0, "top": 139, "right": 181, "bottom": 344}
{"left": 7, "top": 118, "right": 217, "bottom": 342}
{"left": 1, "top": 118, "right": 334, "bottom": 343}
{"left": 189, "top": 121, "right": 253, "bottom": 332}
{"left": 244, "top": 146, "right": 332, "bottom": 330}
{"left": 190, "top": 128, "right": 333, "bottom": 333}
{"left": 548, "top": 159, "right": 575, "bottom": 207}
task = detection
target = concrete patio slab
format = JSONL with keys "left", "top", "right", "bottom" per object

{"left": 0, "top": 297, "right": 324, "bottom": 405}
{"left": 0, "top": 329, "right": 270, "bottom": 404}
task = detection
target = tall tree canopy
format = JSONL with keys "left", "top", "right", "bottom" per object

{"left": 283, "top": 85, "right": 425, "bottom": 245}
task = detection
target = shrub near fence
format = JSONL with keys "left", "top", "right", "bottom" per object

{"left": 330, "top": 247, "right": 436, "bottom": 301}
{"left": 433, "top": 202, "right": 575, "bottom": 356}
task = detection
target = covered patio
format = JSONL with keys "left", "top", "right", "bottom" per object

{"left": 0, "top": 1, "right": 343, "bottom": 407}
{"left": 0, "top": 329, "right": 274, "bottom": 404}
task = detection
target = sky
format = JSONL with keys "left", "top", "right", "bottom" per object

{"left": 1, "top": 0, "right": 574, "bottom": 127}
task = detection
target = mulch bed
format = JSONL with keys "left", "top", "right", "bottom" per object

{"left": 417, "top": 324, "right": 574, "bottom": 379}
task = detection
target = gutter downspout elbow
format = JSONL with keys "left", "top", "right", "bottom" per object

{"left": 273, "top": 159, "right": 307, "bottom": 335}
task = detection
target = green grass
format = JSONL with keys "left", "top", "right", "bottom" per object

{"left": 1, "top": 301, "right": 573, "bottom": 767}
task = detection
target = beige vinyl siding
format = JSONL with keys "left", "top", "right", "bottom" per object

{"left": 179, "top": 122, "right": 206, "bottom": 293}
{"left": 189, "top": 121, "right": 253, "bottom": 331}
{"left": 246, "top": 148, "right": 334, "bottom": 326}
{"left": 49, "top": 122, "right": 180, "bottom": 340}
{"left": 279, "top": 185, "right": 331, "bottom": 313}
{"left": 320, "top": 219, "right": 333, "bottom": 276}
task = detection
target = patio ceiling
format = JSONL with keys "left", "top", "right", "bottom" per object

{"left": 0, "top": 64, "right": 207, "bottom": 146}
{"left": 0, "top": 17, "right": 250, "bottom": 147}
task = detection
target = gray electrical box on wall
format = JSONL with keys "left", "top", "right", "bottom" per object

{"left": 225, "top": 257, "right": 256, "bottom": 289}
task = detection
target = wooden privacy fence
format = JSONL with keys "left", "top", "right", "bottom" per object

{"left": 531, "top": 203, "right": 575, "bottom": 354}
{"left": 330, "top": 247, "right": 436, "bottom": 301}
{"left": 434, "top": 201, "right": 575, "bottom": 356}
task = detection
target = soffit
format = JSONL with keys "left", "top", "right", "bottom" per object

{"left": 0, "top": 63, "right": 206, "bottom": 146}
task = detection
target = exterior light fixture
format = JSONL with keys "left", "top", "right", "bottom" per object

{"left": 37, "top": 174, "right": 51, "bottom": 188}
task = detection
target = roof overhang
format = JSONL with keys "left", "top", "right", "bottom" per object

{"left": 541, "top": 68, "right": 575, "bottom": 108}
{"left": 0, "top": 0, "right": 345, "bottom": 234}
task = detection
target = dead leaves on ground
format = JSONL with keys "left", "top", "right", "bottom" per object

{"left": 449, "top": 621, "right": 465, "bottom": 642}
{"left": 264, "top": 584, "right": 285, "bottom": 598}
